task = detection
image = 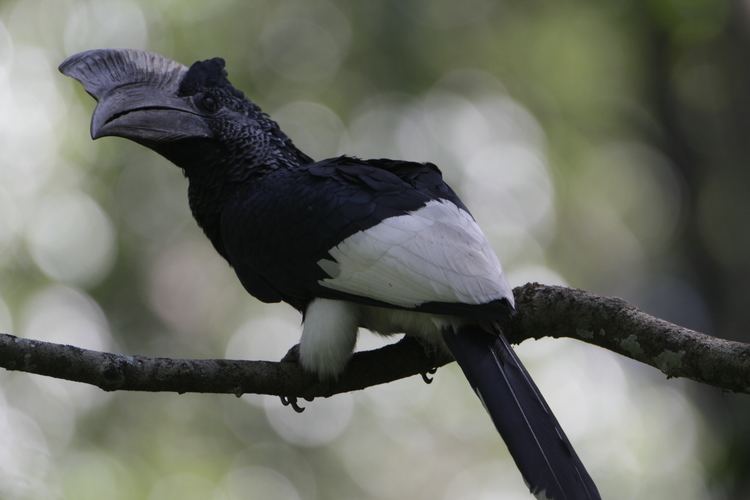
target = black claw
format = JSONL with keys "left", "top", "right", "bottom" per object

{"left": 280, "top": 395, "right": 306, "bottom": 413}
{"left": 278, "top": 344, "right": 313, "bottom": 412}
{"left": 289, "top": 399, "right": 306, "bottom": 413}
{"left": 421, "top": 367, "right": 438, "bottom": 384}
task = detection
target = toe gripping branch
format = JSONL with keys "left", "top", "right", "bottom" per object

{"left": 280, "top": 394, "right": 314, "bottom": 413}
{"left": 279, "top": 343, "right": 315, "bottom": 413}
{"left": 278, "top": 339, "right": 440, "bottom": 412}
{"left": 421, "top": 367, "right": 438, "bottom": 384}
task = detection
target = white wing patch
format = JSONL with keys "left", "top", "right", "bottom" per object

{"left": 317, "top": 199, "right": 514, "bottom": 309}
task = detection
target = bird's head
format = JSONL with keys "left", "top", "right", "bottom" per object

{"left": 59, "top": 49, "right": 308, "bottom": 172}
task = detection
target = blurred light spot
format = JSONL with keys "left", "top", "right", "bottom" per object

{"left": 148, "top": 239, "right": 240, "bottom": 337}
{"left": 272, "top": 101, "right": 347, "bottom": 159}
{"left": 61, "top": 451, "right": 131, "bottom": 500}
{"left": 113, "top": 153, "right": 188, "bottom": 240}
{"left": 260, "top": 18, "right": 345, "bottom": 83}
{"left": 394, "top": 102, "right": 437, "bottom": 162}
{"left": 507, "top": 265, "right": 568, "bottom": 289}
{"left": 0, "top": 18, "right": 13, "bottom": 83}
{"left": 263, "top": 393, "right": 353, "bottom": 447}
{"left": 471, "top": 94, "right": 545, "bottom": 150}
{"left": 226, "top": 313, "right": 300, "bottom": 362}
{"left": 421, "top": 364, "right": 498, "bottom": 442}
{"left": 580, "top": 143, "right": 684, "bottom": 252}
{"left": 20, "top": 285, "right": 113, "bottom": 412}
{"left": 466, "top": 144, "right": 553, "bottom": 230}
{"left": 635, "top": 386, "right": 701, "bottom": 475}
{"left": 0, "top": 400, "right": 53, "bottom": 500}
{"left": 6, "top": 0, "right": 79, "bottom": 51}
{"left": 26, "top": 191, "right": 116, "bottom": 287}
{"left": 344, "top": 97, "right": 409, "bottom": 158}
{"left": 151, "top": 0, "right": 234, "bottom": 23}
{"left": 6, "top": 374, "right": 77, "bottom": 457}
{"left": 358, "top": 378, "right": 441, "bottom": 460}
{"left": 363, "top": 372, "right": 434, "bottom": 421}
{"left": 21, "top": 284, "right": 112, "bottom": 351}
{"left": 424, "top": 0, "right": 493, "bottom": 28}
{"left": 215, "top": 466, "right": 301, "bottom": 500}
{"left": 594, "top": 383, "right": 708, "bottom": 499}
{"left": 567, "top": 201, "right": 646, "bottom": 290}
{"left": 229, "top": 444, "right": 318, "bottom": 500}
{"left": 435, "top": 68, "right": 508, "bottom": 99}
{"left": 442, "top": 460, "right": 530, "bottom": 500}
{"left": 0, "top": 46, "right": 61, "bottom": 199}
{"left": 0, "top": 293, "right": 11, "bottom": 333}
{"left": 426, "top": 89, "right": 545, "bottom": 163}
{"left": 148, "top": 473, "right": 217, "bottom": 500}
{"left": 337, "top": 414, "right": 463, "bottom": 499}
{"left": 464, "top": 143, "right": 556, "bottom": 259}
{"left": 401, "top": 90, "right": 478, "bottom": 163}
{"left": 337, "top": 424, "right": 408, "bottom": 498}
{"left": 0, "top": 186, "right": 21, "bottom": 258}
{"left": 64, "top": 0, "right": 148, "bottom": 54}
{"left": 517, "top": 340, "right": 615, "bottom": 442}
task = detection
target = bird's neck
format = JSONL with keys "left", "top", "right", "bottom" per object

{"left": 183, "top": 137, "right": 311, "bottom": 258}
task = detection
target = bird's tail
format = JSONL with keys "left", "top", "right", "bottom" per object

{"left": 443, "top": 327, "right": 600, "bottom": 500}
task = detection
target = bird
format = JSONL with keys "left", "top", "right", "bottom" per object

{"left": 60, "top": 49, "right": 600, "bottom": 500}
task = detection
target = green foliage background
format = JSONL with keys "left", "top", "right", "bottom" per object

{"left": 0, "top": 1, "right": 747, "bottom": 499}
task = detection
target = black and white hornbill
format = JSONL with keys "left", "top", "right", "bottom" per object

{"left": 60, "top": 49, "right": 600, "bottom": 499}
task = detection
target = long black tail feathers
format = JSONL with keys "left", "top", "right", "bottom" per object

{"left": 443, "top": 327, "right": 601, "bottom": 500}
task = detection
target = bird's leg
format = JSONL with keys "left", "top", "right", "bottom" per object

{"left": 279, "top": 344, "right": 315, "bottom": 412}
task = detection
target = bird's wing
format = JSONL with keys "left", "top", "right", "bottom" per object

{"left": 220, "top": 156, "right": 513, "bottom": 314}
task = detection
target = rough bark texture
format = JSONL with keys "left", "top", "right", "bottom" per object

{"left": 0, "top": 283, "right": 748, "bottom": 397}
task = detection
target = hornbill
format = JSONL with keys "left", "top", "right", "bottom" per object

{"left": 60, "top": 49, "right": 600, "bottom": 500}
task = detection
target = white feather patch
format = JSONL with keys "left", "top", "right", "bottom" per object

{"left": 318, "top": 199, "right": 514, "bottom": 309}
{"left": 300, "top": 298, "right": 359, "bottom": 379}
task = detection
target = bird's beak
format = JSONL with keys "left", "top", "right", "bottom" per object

{"left": 59, "top": 49, "right": 212, "bottom": 143}
{"left": 89, "top": 85, "right": 212, "bottom": 142}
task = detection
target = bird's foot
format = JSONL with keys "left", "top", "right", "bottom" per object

{"left": 279, "top": 344, "right": 315, "bottom": 413}
{"left": 394, "top": 336, "right": 440, "bottom": 384}
{"left": 280, "top": 394, "right": 313, "bottom": 413}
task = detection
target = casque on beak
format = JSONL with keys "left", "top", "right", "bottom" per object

{"left": 60, "top": 49, "right": 212, "bottom": 143}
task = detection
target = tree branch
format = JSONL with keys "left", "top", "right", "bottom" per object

{"left": 1, "top": 283, "right": 748, "bottom": 397}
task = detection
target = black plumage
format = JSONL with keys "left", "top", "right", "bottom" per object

{"left": 445, "top": 328, "right": 600, "bottom": 499}
{"left": 220, "top": 155, "right": 469, "bottom": 311}
{"left": 60, "top": 49, "right": 601, "bottom": 500}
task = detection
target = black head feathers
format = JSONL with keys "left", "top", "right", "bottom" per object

{"left": 179, "top": 58, "right": 230, "bottom": 96}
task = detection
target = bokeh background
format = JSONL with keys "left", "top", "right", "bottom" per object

{"left": 0, "top": 0, "right": 748, "bottom": 498}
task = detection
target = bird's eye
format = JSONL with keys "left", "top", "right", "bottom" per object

{"left": 197, "top": 94, "right": 219, "bottom": 113}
